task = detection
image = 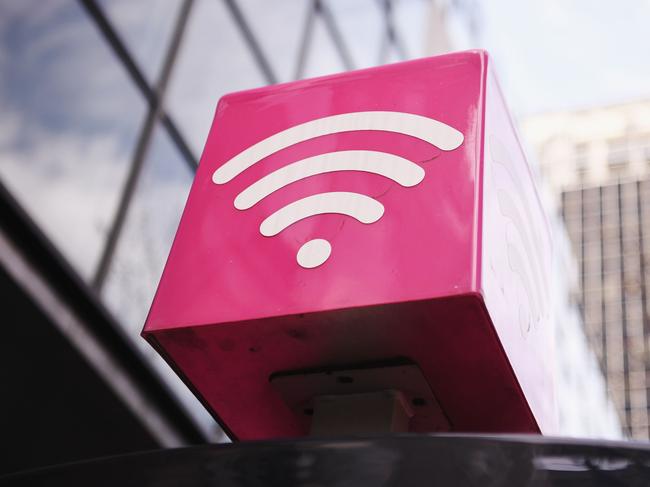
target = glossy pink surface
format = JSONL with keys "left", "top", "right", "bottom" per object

{"left": 481, "top": 69, "right": 556, "bottom": 433}
{"left": 144, "top": 51, "right": 555, "bottom": 439}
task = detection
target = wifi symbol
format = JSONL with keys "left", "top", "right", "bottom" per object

{"left": 212, "top": 111, "right": 463, "bottom": 268}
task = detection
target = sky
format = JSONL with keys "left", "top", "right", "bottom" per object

{"left": 470, "top": 0, "right": 650, "bottom": 117}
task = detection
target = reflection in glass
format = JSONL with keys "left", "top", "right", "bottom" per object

{"left": 0, "top": 0, "right": 145, "bottom": 280}
{"left": 102, "top": 125, "right": 219, "bottom": 439}
{"left": 97, "top": 0, "right": 182, "bottom": 82}
{"left": 102, "top": 125, "right": 191, "bottom": 338}
{"left": 326, "top": 0, "right": 384, "bottom": 69}
{"left": 394, "top": 0, "right": 431, "bottom": 60}
{"left": 238, "top": 0, "right": 311, "bottom": 83}
{"left": 300, "top": 15, "right": 345, "bottom": 79}
{"left": 166, "top": 0, "right": 267, "bottom": 156}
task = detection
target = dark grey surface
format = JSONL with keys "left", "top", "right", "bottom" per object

{"left": 2, "top": 435, "right": 650, "bottom": 486}
{"left": 0, "top": 267, "right": 158, "bottom": 474}
{"left": 0, "top": 180, "right": 205, "bottom": 475}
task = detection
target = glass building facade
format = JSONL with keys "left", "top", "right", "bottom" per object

{"left": 0, "top": 0, "right": 446, "bottom": 440}
{"left": 523, "top": 100, "right": 650, "bottom": 440}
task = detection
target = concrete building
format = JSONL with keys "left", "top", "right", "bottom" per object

{"left": 523, "top": 99, "right": 650, "bottom": 438}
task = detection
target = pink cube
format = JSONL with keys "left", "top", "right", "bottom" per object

{"left": 143, "top": 50, "right": 555, "bottom": 439}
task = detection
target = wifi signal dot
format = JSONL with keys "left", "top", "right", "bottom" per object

{"left": 297, "top": 239, "right": 332, "bottom": 268}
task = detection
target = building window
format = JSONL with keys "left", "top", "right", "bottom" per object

{"left": 641, "top": 137, "right": 650, "bottom": 165}
{"left": 574, "top": 142, "right": 589, "bottom": 181}
{"left": 608, "top": 138, "right": 629, "bottom": 176}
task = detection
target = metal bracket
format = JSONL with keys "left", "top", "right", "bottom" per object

{"left": 270, "top": 360, "right": 451, "bottom": 436}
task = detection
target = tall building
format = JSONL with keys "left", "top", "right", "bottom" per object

{"left": 523, "top": 99, "right": 650, "bottom": 438}
{"left": 548, "top": 210, "right": 622, "bottom": 438}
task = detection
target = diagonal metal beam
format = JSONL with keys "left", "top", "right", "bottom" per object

{"left": 378, "top": 0, "right": 408, "bottom": 64}
{"left": 85, "top": 0, "right": 195, "bottom": 291}
{"left": 293, "top": 0, "right": 318, "bottom": 80}
{"left": 222, "top": 0, "right": 278, "bottom": 84}
{"left": 79, "top": 0, "right": 198, "bottom": 173}
{"left": 317, "top": 0, "right": 355, "bottom": 71}
{"left": 378, "top": 0, "right": 390, "bottom": 64}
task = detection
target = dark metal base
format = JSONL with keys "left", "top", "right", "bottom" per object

{"left": 2, "top": 434, "right": 650, "bottom": 486}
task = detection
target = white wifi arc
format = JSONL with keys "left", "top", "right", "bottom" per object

{"left": 212, "top": 111, "right": 464, "bottom": 268}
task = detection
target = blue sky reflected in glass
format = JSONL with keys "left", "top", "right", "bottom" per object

{"left": 393, "top": 0, "right": 431, "bottom": 60}
{"left": 166, "top": 0, "right": 267, "bottom": 157}
{"left": 98, "top": 0, "right": 181, "bottom": 83}
{"left": 238, "top": 0, "right": 311, "bottom": 82}
{"left": 301, "top": 15, "right": 346, "bottom": 79}
{"left": 0, "top": 0, "right": 145, "bottom": 279}
{"left": 327, "top": 0, "right": 384, "bottom": 69}
{"left": 102, "top": 124, "right": 192, "bottom": 338}
{"left": 102, "top": 123, "right": 219, "bottom": 438}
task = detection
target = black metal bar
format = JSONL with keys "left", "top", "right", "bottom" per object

{"left": 0, "top": 179, "right": 207, "bottom": 445}
{"left": 635, "top": 180, "right": 650, "bottom": 439}
{"left": 599, "top": 186, "right": 608, "bottom": 376}
{"left": 79, "top": 0, "right": 152, "bottom": 105}
{"left": 92, "top": 0, "right": 195, "bottom": 291}
{"left": 379, "top": 0, "right": 408, "bottom": 63}
{"left": 317, "top": 0, "right": 355, "bottom": 71}
{"left": 79, "top": 0, "right": 198, "bottom": 174}
{"left": 222, "top": 0, "right": 278, "bottom": 84}
{"left": 293, "top": 0, "right": 318, "bottom": 80}
{"left": 160, "top": 112, "right": 199, "bottom": 173}
{"left": 580, "top": 186, "right": 586, "bottom": 317}
{"left": 377, "top": 0, "right": 391, "bottom": 65}
{"left": 390, "top": 0, "right": 411, "bottom": 61}
{"left": 390, "top": 16, "right": 409, "bottom": 60}
{"left": 618, "top": 181, "right": 632, "bottom": 436}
